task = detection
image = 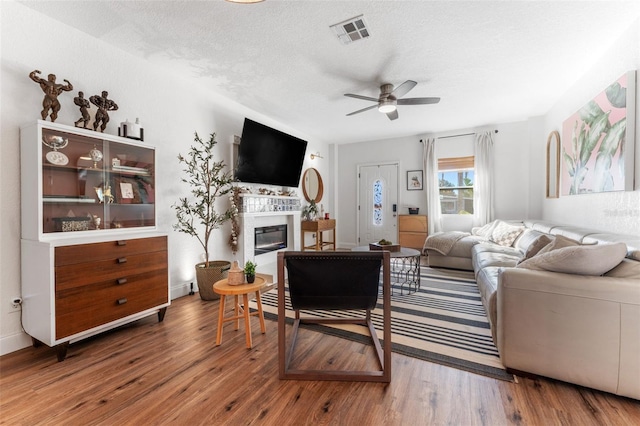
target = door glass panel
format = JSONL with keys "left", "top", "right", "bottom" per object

{"left": 373, "top": 179, "right": 382, "bottom": 226}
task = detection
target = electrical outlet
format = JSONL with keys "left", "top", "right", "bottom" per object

{"left": 11, "top": 297, "right": 22, "bottom": 309}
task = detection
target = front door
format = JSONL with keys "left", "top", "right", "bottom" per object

{"left": 357, "top": 163, "right": 399, "bottom": 246}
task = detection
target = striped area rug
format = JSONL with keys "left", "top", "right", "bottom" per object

{"left": 253, "top": 267, "right": 513, "bottom": 381}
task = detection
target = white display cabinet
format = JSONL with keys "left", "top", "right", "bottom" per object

{"left": 20, "top": 121, "right": 169, "bottom": 361}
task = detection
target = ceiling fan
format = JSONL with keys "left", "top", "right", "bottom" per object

{"left": 344, "top": 80, "right": 440, "bottom": 121}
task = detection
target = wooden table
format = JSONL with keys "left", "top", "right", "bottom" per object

{"left": 301, "top": 219, "right": 336, "bottom": 251}
{"left": 213, "top": 276, "right": 267, "bottom": 349}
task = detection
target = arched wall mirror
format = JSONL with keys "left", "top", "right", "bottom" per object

{"left": 546, "top": 130, "right": 560, "bottom": 198}
{"left": 302, "top": 168, "right": 323, "bottom": 203}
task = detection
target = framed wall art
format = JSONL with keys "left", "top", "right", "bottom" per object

{"left": 407, "top": 170, "right": 423, "bottom": 190}
{"left": 561, "top": 70, "right": 636, "bottom": 195}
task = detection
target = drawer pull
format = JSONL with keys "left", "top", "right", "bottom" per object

{"left": 117, "top": 240, "right": 127, "bottom": 246}
{"left": 117, "top": 298, "right": 128, "bottom": 305}
{"left": 117, "top": 257, "right": 127, "bottom": 264}
{"left": 117, "top": 278, "right": 128, "bottom": 285}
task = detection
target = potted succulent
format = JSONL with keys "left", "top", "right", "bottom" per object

{"left": 243, "top": 260, "right": 257, "bottom": 283}
{"left": 173, "top": 132, "right": 235, "bottom": 300}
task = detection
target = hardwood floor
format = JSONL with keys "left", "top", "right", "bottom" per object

{"left": 1, "top": 294, "right": 639, "bottom": 425}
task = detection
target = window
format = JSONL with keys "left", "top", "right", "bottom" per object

{"left": 438, "top": 156, "right": 474, "bottom": 214}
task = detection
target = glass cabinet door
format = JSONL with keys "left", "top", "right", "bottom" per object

{"left": 41, "top": 126, "right": 155, "bottom": 234}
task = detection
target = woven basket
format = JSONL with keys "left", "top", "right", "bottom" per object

{"left": 195, "top": 260, "right": 231, "bottom": 300}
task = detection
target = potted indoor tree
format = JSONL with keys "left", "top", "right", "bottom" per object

{"left": 173, "top": 132, "right": 235, "bottom": 300}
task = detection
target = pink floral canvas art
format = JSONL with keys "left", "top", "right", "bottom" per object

{"left": 561, "top": 71, "right": 636, "bottom": 195}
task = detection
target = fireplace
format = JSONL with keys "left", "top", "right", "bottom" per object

{"left": 255, "top": 224, "right": 287, "bottom": 255}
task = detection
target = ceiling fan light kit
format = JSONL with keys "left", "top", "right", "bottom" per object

{"left": 345, "top": 80, "right": 440, "bottom": 121}
{"left": 378, "top": 100, "right": 396, "bottom": 114}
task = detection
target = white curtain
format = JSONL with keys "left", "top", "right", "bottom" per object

{"left": 423, "top": 138, "right": 442, "bottom": 234}
{"left": 473, "top": 131, "right": 495, "bottom": 227}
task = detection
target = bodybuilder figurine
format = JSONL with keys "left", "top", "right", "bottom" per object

{"left": 29, "top": 70, "right": 73, "bottom": 122}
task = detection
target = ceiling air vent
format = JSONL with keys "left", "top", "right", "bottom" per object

{"left": 330, "top": 15, "right": 370, "bottom": 45}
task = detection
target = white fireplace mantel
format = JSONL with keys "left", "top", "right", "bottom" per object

{"left": 238, "top": 210, "right": 301, "bottom": 279}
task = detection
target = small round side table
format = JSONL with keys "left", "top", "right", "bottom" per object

{"left": 213, "top": 277, "right": 267, "bottom": 349}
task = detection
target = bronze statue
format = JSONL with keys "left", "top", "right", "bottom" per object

{"left": 90, "top": 90, "right": 118, "bottom": 132}
{"left": 29, "top": 70, "right": 73, "bottom": 122}
{"left": 74, "top": 91, "right": 91, "bottom": 128}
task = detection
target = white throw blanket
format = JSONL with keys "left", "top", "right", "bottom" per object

{"left": 423, "top": 231, "right": 470, "bottom": 255}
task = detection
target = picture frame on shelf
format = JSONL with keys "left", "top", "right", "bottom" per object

{"left": 407, "top": 170, "right": 423, "bottom": 191}
{"left": 114, "top": 177, "right": 142, "bottom": 204}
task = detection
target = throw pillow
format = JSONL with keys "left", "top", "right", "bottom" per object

{"left": 517, "top": 234, "right": 553, "bottom": 264}
{"left": 490, "top": 221, "right": 525, "bottom": 247}
{"left": 472, "top": 220, "right": 498, "bottom": 239}
{"left": 604, "top": 258, "right": 640, "bottom": 278}
{"left": 515, "top": 242, "right": 627, "bottom": 275}
{"left": 536, "top": 234, "right": 581, "bottom": 256}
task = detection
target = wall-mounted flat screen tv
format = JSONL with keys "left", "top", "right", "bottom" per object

{"left": 234, "top": 118, "right": 308, "bottom": 188}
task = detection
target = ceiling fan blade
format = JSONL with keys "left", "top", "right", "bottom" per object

{"left": 344, "top": 93, "right": 379, "bottom": 102}
{"left": 397, "top": 97, "right": 441, "bottom": 105}
{"left": 391, "top": 80, "right": 417, "bottom": 98}
{"left": 346, "top": 104, "right": 378, "bottom": 116}
{"left": 386, "top": 109, "right": 399, "bottom": 121}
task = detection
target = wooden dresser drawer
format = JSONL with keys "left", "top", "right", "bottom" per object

{"left": 399, "top": 232, "right": 428, "bottom": 250}
{"left": 55, "top": 250, "right": 168, "bottom": 291}
{"left": 55, "top": 268, "right": 168, "bottom": 339}
{"left": 55, "top": 236, "right": 167, "bottom": 266}
{"left": 399, "top": 215, "right": 427, "bottom": 232}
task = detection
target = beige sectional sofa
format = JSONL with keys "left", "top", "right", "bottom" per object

{"left": 423, "top": 219, "right": 640, "bottom": 400}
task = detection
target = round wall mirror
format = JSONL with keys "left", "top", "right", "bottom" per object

{"left": 302, "top": 168, "right": 323, "bottom": 203}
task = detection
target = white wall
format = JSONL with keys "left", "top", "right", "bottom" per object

{"left": 542, "top": 19, "right": 640, "bottom": 236}
{"left": 0, "top": 2, "right": 327, "bottom": 355}
{"left": 335, "top": 135, "right": 421, "bottom": 248}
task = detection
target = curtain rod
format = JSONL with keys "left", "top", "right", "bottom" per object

{"left": 419, "top": 129, "right": 498, "bottom": 143}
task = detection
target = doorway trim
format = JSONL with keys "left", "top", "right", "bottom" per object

{"left": 356, "top": 161, "right": 400, "bottom": 248}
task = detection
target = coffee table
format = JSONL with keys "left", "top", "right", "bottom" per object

{"left": 213, "top": 276, "right": 267, "bottom": 349}
{"left": 352, "top": 246, "right": 421, "bottom": 294}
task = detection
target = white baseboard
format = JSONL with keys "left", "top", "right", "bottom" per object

{"left": 0, "top": 281, "right": 197, "bottom": 357}
{"left": 170, "top": 280, "right": 198, "bottom": 299}
{"left": 0, "top": 331, "right": 32, "bottom": 356}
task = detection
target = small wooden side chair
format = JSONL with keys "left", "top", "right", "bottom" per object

{"left": 277, "top": 251, "right": 391, "bottom": 382}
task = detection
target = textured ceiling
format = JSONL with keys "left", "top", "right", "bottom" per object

{"left": 19, "top": 0, "right": 640, "bottom": 144}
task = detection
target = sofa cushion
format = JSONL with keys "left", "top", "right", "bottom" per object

{"left": 473, "top": 250, "right": 521, "bottom": 270}
{"left": 490, "top": 221, "right": 525, "bottom": 247}
{"left": 475, "top": 266, "right": 501, "bottom": 344}
{"left": 516, "top": 242, "right": 627, "bottom": 276}
{"left": 550, "top": 226, "right": 600, "bottom": 242}
{"left": 583, "top": 234, "right": 640, "bottom": 261}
